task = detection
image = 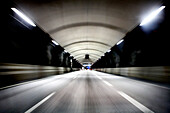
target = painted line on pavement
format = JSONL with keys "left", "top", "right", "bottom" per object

{"left": 25, "top": 92, "right": 56, "bottom": 113}
{"left": 93, "top": 71, "right": 155, "bottom": 112}
{"left": 103, "top": 80, "right": 113, "bottom": 87}
{"left": 117, "top": 91, "right": 154, "bottom": 113}
{"left": 95, "top": 74, "right": 102, "bottom": 80}
{"left": 73, "top": 76, "right": 77, "bottom": 79}
{"left": 94, "top": 73, "right": 112, "bottom": 86}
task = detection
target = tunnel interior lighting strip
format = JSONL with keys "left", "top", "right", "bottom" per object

{"left": 117, "top": 39, "right": 124, "bottom": 45}
{"left": 11, "top": 8, "right": 36, "bottom": 27}
{"left": 107, "top": 50, "right": 111, "bottom": 53}
{"left": 64, "top": 50, "right": 68, "bottom": 53}
{"left": 52, "top": 40, "right": 59, "bottom": 45}
{"left": 140, "top": 6, "right": 165, "bottom": 26}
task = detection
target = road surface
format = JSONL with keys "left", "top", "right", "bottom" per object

{"left": 0, "top": 70, "right": 169, "bottom": 113}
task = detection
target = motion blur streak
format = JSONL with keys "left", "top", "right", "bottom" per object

{"left": 0, "top": 70, "right": 169, "bottom": 113}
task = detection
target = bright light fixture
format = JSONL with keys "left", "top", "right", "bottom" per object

{"left": 140, "top": 6, "right": 165, "bottom": 26}
{"left": 52, "top": 40, "right": 59, "bottom": 45}
{"left": 107, "top": 50, "right": 111, "bottom": 53}
{"left": 117, "top": 39, "right": 124, "bottom": 45}
{"left": 83, "top": 64, "right": 91, "bottom": 67}
{"left": 11, "top": 8, "right": 36, "bottom": 27}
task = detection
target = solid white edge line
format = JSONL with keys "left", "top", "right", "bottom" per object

{"left": 25, "top": 92, "right": 56, "bottom": 113}
{"left": 117, "top": 91, "right": 154, "bottom": 113}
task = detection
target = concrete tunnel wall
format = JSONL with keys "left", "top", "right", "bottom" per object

{"left": 92, "top": 4, "right": 170, "bottom": 84}
{"left": 94, "top": 66, "right": 170, "bottom": 83}
{"left": 0, "top": 3, "right": 82, "bottom": 88}
{"left": 0, "top": 63, "right": 80, "bottom": 87}
{"left": 3, "top": 1, "right": 170, "bottom": 87}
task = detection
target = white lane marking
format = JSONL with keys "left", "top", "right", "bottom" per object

{"left": 95, "top": 71, "right": 170, "bottom": 90}
{"left": 73, "top": 76, "right": 77, "bottom": 79}
{"left": 25, "top": 92, "right": 56, "bottom": 113}
{"left": 95, "top": 74, "right": 102, "bottom": 80}
{"left": 94, "top": 73, "right": 113, "bottom": 87}
{"left": 117, "top": 91, "right": 154, "bottom": 113}
{"left": 103, "top": 80, "right": 113, "bottom": 87}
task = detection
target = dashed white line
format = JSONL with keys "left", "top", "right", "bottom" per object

{"left": 117, "top": 91, "right": 154, "bottom": 113}
{"left": 95, "top": 73, "right": 154, "bottom": 113}
{"left": 94, "top": 72, "right": 154, "bottom": 112}
{"left": 25, "top": 92, "right": 56, "bottom": 113}
{"left": 103, "top": 80, "right": 113, "bottom": 86}
{"left": 95, "top": 74, "right": 102, "bottom": 80}
{"left": 73, "top": 76, "right": 77, "bottom": 79}
{"left": 94, "top": 74, "right": 112, "bottom": 86}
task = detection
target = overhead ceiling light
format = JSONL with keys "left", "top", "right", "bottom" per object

{"left": 11, "top": 8, "right": 36, "bottom": 27}
{"left": 83, "top": 63, "right": 91, "bottom": 67}
{"left": 140, "top": 6, "right": 165, "bottom": 26}
{"left": 52, "top": 40, "right": 59, "bottom": 45}
{"left": 116, "top": 39, "right": 124, "bottom": 45}
{"left": 107, "top": 50, "right": 111, "bottom": 53}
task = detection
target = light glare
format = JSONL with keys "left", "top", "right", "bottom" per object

{"left": 11, "top": 8, "right": 36, "bottom": 27}
{"left": 83, "top": 64, "right": 91, "bottom": 67}
{"left": 107, "top": 50, "right": 111, "bottom": 53}
{"left": 52, "top": 40, "right": 59, "bottom": 45}
{"left": 140, "top": 6, "right": 165, "bottom": 26}
{"left": 117, "top": 39, "right": 124, "bottom": 45}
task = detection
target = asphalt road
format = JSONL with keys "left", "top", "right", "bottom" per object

{"left": 0, "top": 70, "right": 169, "bottom": 113}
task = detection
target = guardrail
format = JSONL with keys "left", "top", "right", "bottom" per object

{"left": 94, "top": 66, "right": 170, "bottom": 83}
{"left": 0, "top": 63, "right": 79, "bottom": 87}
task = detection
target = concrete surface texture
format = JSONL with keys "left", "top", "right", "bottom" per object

{"left": 12, "top": 0, "right": 163, "bottom": 64}
{"left": 0, "top": 70, "right": 169, "bottom": 113}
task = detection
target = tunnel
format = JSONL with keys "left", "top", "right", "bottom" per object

{"left": 0, "top": 0, "right": 170, "bottom": 112}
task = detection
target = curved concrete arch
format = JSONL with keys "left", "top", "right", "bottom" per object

{"left": 74, "top": 54, "right": 99, "bottom": 59}
{"left": 65, "top": 43, "right": 110, "bottom": 53}
{"left": 72, "top": 51, "right": 102, "bottom": 57}
{"left": 63, "top": 41, "right": 112, "bottom": 48}
{"left": 70, "top": 49, "right": 104, "bottom": 55}
{"left": 77, "top": 58, "right": 96, "bottom": 63}
{"left": 13, "top": 0, "right": 161, "bottom": 64}
{"left": 49, "top": 22, "right": 127, "bottom": 34}
{"left": 74, "top": 53, "right": 101, "bottom": 58}
{"left": 70, "top": 48, "right": 105, "bottom": 54}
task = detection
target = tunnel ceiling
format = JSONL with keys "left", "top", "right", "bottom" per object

{"left": 13, "top": 0, "right": 162, "bottom": 64}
